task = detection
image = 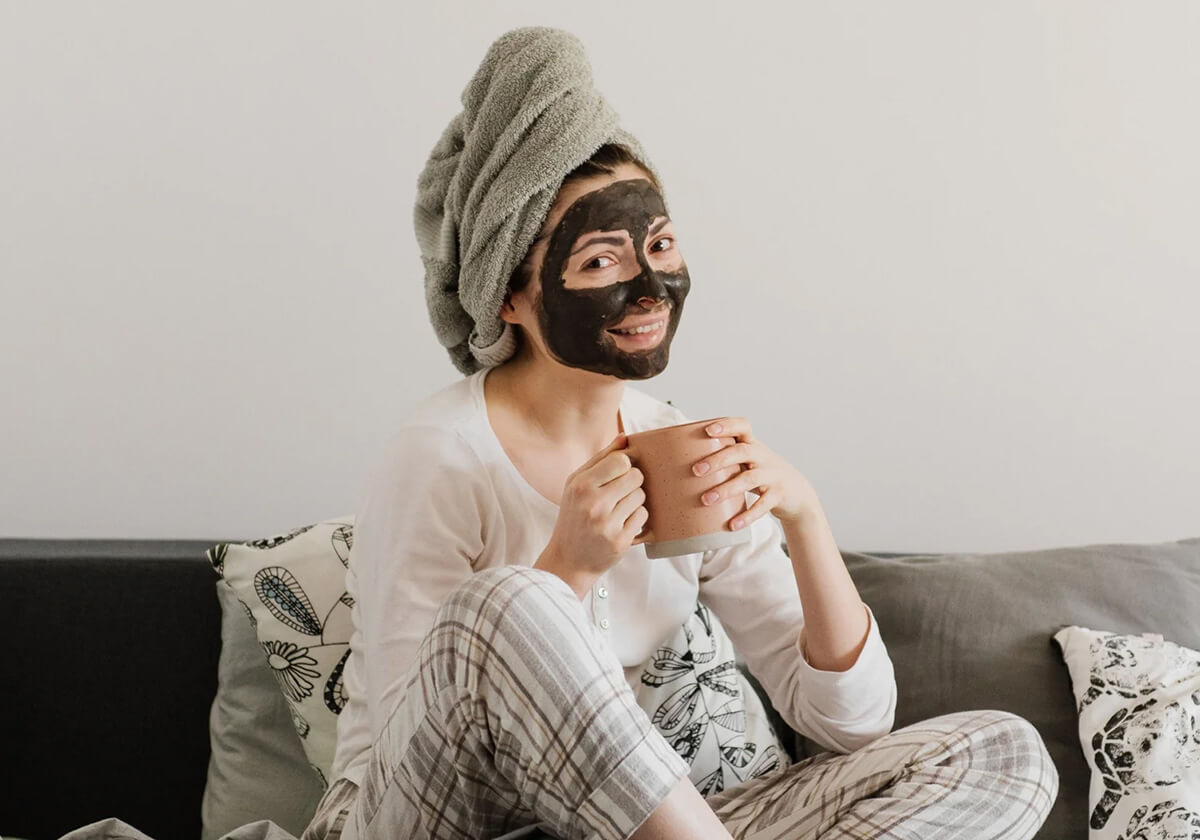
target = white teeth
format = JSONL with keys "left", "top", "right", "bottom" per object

{"left": 612, "top": 320, "right": 665, "bottom": 336}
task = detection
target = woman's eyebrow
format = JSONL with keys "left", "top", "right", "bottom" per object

{"left": 568, "top": 218, "right": 671, "bottom": 256}
{"left": 570, "top": 232, "right": 628, "bottom": 256}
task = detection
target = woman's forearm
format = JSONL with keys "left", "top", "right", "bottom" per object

{"left": 779, "top": 499, "right": 870, "bottom": 672}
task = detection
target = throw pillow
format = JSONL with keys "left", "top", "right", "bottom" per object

{"left": 830, "top": 536, "right": 1200, "bottom": 840}
{"left": 634, "top": 602, "right": 789, "bottom": 796}
{"left": 1054, "top": 625, "right": 1200, "bottom": 837}
{"left": 201, "top": 580, "right": 325, "bottom": 840}
{"left": 208, "top": 516, "right": 356, "bottom": 788}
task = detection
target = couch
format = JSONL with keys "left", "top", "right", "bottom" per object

{"left": 3, "top": 534, "right": 1197, "bottom": 840}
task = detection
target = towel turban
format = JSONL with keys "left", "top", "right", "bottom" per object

{"left": 414, "top": 26, "right": 661, "bottom": 375}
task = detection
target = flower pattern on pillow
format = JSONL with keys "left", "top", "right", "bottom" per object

{"left": 255, "top": 567, "right": 324, "bottom": 636}
{"left": 1056, "top": 626, "right": 1200, "bottom": 837}
{"left": 636, "top": 602, "right": 787, "bottom": 796}
{"left": 324, "top": 649, "right": 350, "bottom": 715}
{"left": 209, "top": 517, "right": 357, "bottom": 788}
{"left": 1116, "top": 799, "right": 1200, "bottom": 840}
{"left": 1081, "top": 633, "right": 1198, "bottom": 709}
{"left": 247, "top": 524, "right": 316, "bottom": 550}
{"left": 263, "top": 640, "right": 322, "bottom": 702}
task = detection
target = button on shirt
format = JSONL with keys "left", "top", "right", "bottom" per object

{"left": 330, "top": 370, "right": 897, "bottom": 790}
{"left": 591, "top": 580, "right": 612, "bottom": 630}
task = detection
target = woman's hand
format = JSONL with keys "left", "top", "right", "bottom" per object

{"left": 691, "top": 417, "right": 820, "bottom": 531}
{"left": 535, "top": 434, "right": 648, "bottom": 598}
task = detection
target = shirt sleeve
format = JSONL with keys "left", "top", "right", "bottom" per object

{"left": 345, "top": 423, "right": 493, "bottom": 744}
{"left": 697, "top": 513, "right": 897, "bottom": 753}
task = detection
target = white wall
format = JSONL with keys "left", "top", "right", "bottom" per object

{"left": 2, "top": 2, "right": 1196, "bottom": 552}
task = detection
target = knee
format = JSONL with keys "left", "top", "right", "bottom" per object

{"left": 980, "top": 711, "right": 1053, "bottom": 767}
{"left": 436, "top": 565, "right": 581, "bottom": 635}
{"left": 971, "top": 711, "right": 1059, "bottom": 806}
{"left": 422, "top": 566, "right": 617, "bottom": 710}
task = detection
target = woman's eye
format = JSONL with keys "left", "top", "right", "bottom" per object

{"left": 650, "top": 237, "right": 674, "bottom": 253}
{"left": 585, "top": 255, "right": 615, "bottom": 270}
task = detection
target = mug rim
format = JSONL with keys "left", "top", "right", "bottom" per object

{"left": 625, "top": 417, "right": 724, "bottom": 440}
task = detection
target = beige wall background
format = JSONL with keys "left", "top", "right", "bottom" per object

{"left": 2, "top": 2, "right": 1196, "bottom": 552}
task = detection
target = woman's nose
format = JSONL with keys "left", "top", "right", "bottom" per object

{"left": 636, "top": 295, "right": 664, "bottom": 309}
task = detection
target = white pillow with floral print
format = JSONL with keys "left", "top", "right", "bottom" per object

{"left": 1054, "top": 625, "right": 1200, "bottom": 839}
{"left": 633, "top": 602, "right": 789, "bottom": 796}
{"left": 208, "top": 516, "right": 355, "bottom": 789}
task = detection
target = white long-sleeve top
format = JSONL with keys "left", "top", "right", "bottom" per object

{"left": 330, "top": 369, "right": 897, "bottom": 788}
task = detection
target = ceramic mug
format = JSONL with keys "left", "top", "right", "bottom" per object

{"left": 625, "top": 418, "right": 751, "bottom": 559}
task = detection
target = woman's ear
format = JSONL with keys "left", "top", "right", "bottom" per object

{"left": 499, "top": 290, "right": 519, "bottom": 324}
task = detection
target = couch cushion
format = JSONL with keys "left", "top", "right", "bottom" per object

{"left": 201, "top": 580, "right": 325, "bottom": 840}
{"left": 830, "top": 537, "right": 1200, "bottom": 840}
{"left": 209, "top": 517, "right": 356, "bottom": 788}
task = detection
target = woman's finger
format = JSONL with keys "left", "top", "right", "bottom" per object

{"left": 574, "top": 434, "right": 629, "bottom": 477}
{"left": 704, "top": 416, "right": 754, "bottom": 443}
{"left": 692, "top": 441, "right": 755, "bottom": 477}
{"left": 699, "top": 468, "right": 764, "bottom": 507}
{"left": 729, "top": 489, "right": 775, "bottom": 531}
{"left": 611, "top": 485, "right": 646, "bottom": 525}
{"left": 625, "top": 505, "right": 651, "bottom": 544}
{"left": 599, "top": 465, "right": 643, "bottom": 504}
{"left": 586, "top": 450, "right": 635, "bottom": 488}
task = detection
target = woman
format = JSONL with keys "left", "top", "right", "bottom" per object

{"left": 303, "top": 27, "right": 1057, "bottom": 840}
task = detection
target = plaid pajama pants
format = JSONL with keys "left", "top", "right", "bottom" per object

{"left": 303, "top": 566, "right": 1057, "bottom": 840}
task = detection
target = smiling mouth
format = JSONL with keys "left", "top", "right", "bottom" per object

{"left": 607, "top": 319, "right": 667, "bottom": 337}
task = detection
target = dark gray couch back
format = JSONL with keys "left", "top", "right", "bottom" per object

{"left": 0, "top": 540, "right": 927, "bottom": 840}
{"left": 1, "top": 539, "right": 225, "bottom": 840}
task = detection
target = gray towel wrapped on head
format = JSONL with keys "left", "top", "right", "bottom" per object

{"left": 415, "top": 26, "right": 660, "bottom": 375}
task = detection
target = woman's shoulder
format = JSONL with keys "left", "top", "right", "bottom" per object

{"left": 377, "top": 373, "right": 489, "bottom": 470}
{"left": 403, "top": 372, "right": 484, "bottom": 428}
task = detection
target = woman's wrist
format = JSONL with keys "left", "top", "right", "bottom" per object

{"left": 774, "top": 476, "right": 824, "bottom": 529}
{"left": 533, "top": 548, "right": 597, "bottom": 600}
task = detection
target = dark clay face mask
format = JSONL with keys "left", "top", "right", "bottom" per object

{"left": 537, "top": 178, "right": 690, "bottom": 379}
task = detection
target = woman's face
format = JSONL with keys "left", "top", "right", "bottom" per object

{"left": 507, "top": 162, "right": 690, "bottom": 379}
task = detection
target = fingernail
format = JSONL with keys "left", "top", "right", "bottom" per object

{"left": 706, "top": 423, "right": 723, "bottom": 435}
{"left": 693, "top": 462, "right": 710, "bottom": 476}
{"left": 702, "top": 491, "right": 718, "bottom": 505}
{"left": 730, "top": 518, "right": 744, "bottom": 530}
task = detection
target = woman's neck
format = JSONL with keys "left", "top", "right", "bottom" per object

{"left": 485, "top": 347, "right": 625, "bottom": 451}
